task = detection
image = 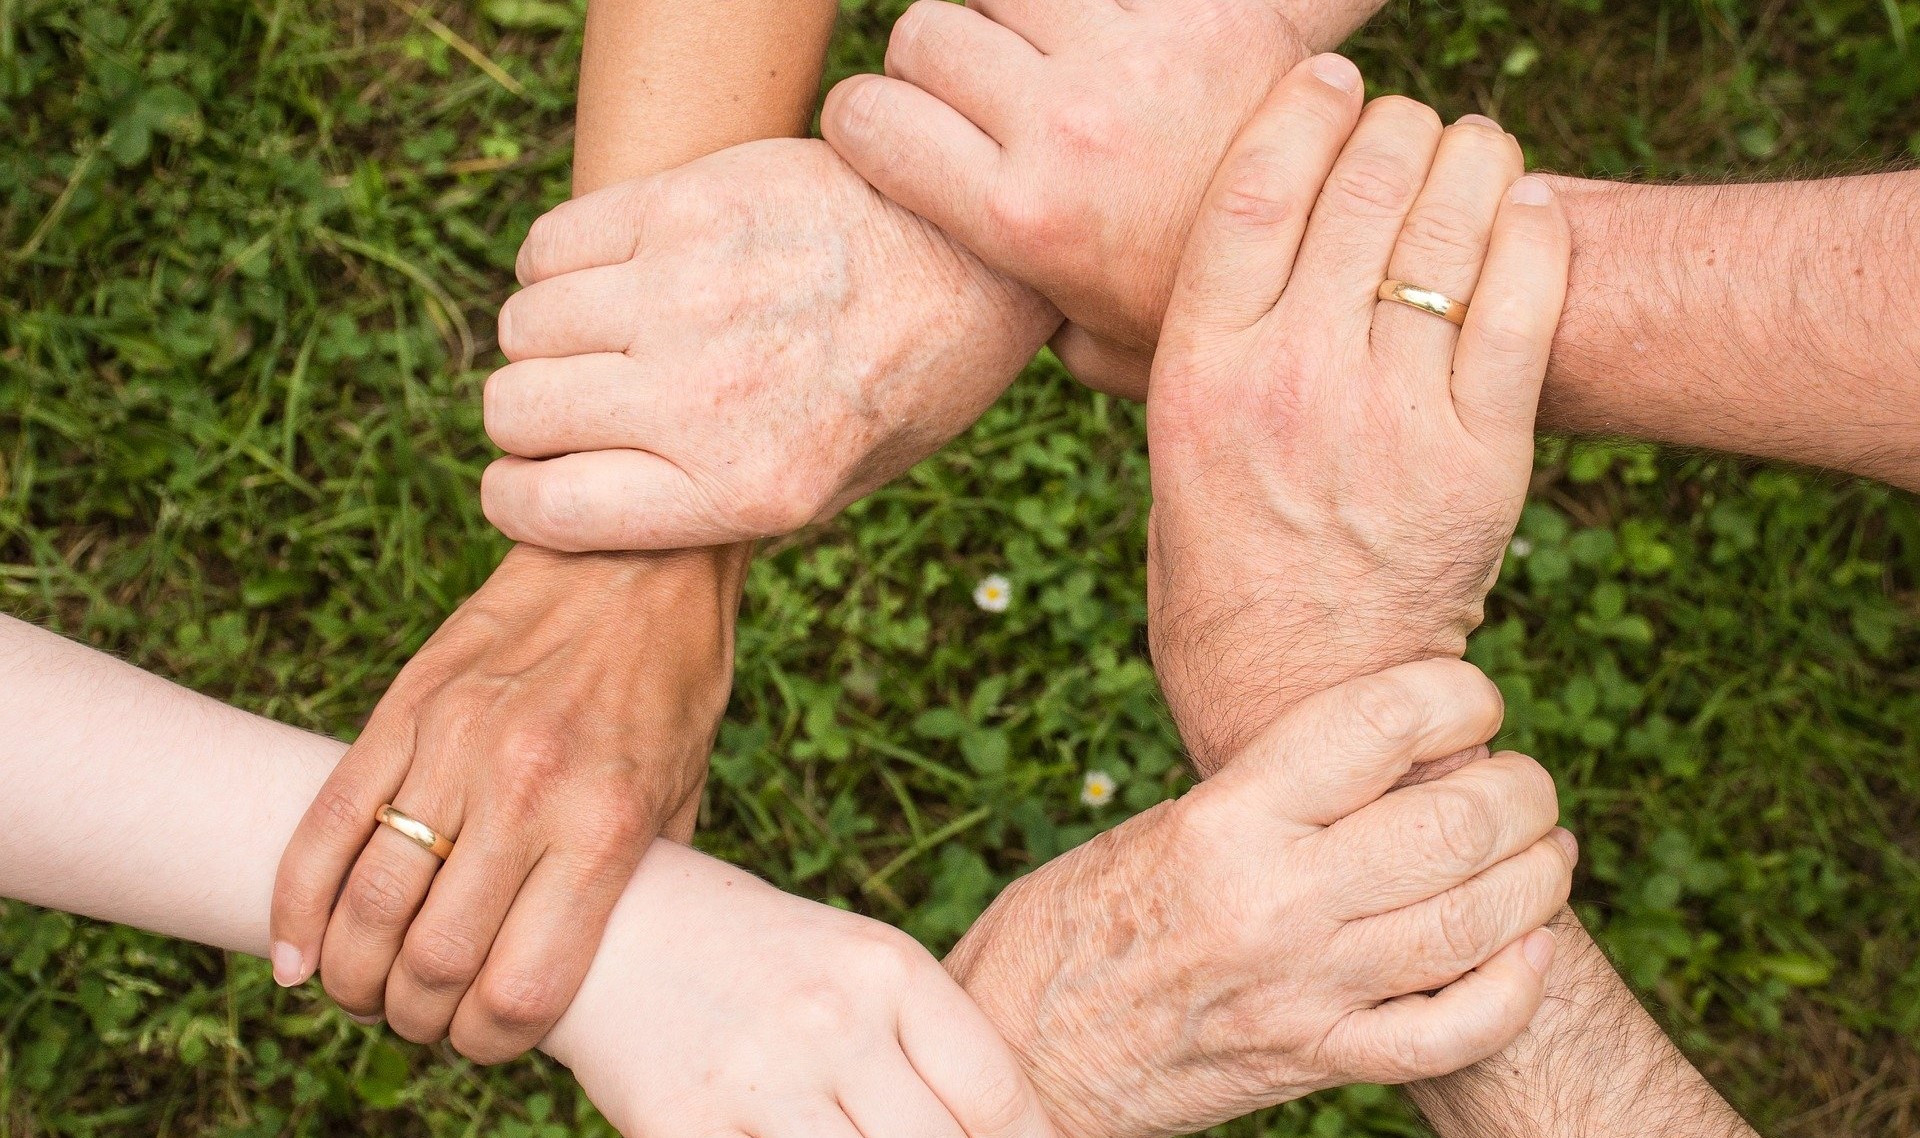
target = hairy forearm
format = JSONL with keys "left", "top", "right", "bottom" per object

{"left": 574, "top": 0, "right": 838, "bottom": 193}
{"left": 1543, "top": 172, "right": 1920, "bottom": 490}
{"left": 1408, "top": 911, "right": 1756, "bottom": 1138}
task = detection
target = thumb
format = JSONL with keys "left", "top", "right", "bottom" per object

{"left": 1204, "top": 659, "right": 1506, "bottom": 828}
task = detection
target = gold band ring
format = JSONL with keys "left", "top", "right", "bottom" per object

{"left": 376, "top": 804, "right": 455, "bottom": 860}
{"left": 1378, "top": 279, "right": 1468, "bottom": 326}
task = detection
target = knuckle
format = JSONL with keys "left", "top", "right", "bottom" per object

{"left": 1399, "top": 203, "right": 1488, "bottom": 263}
{"left": 402, "top": 926, "right": 488, "bottom": 994}
{"left": 887, "top": 0, "right": 941, "bottom": 61}
{"left": 829, "top": 75, "right": 888, "bottom": 142}
{"left": 344, "top": 861, "right": 419, "bottom": 929}
{"left": 1373, "top": 94, "right": 1444, "bottom": 135}
{"left": 1467, "top": 295, "right": 1545, "bottom": 364}
{"left": 786, "top": 981, "right": 866, "bottom": 1039}
{"left": 1506, "top": 753, "right": 1559, "bottom": 812}
{"left": 1423, "top": 785, "right": 1498, "bottom": 869}
{"left": 1165, "top": 786, "right": 1240, "bottom": 854}
{"left": 847, "top": 925, "right": 931, "bottom": 988}
{"left": 527, "top": 474, "right": 591, "bottom": 544}
{"left": 1345, "top": 672, "right": 1426, "bottom": 750}
{"left": 985, "top": 181, "right": 1065, "bottom": 249}
{"left": 1212, "top": 147, "right": 1306, "bottom": 230}
{"left": 475, "top": 968, "right": 568, "bottom": 1036}
{"left": 310, "top": 783, "right": 374, "bottom": 840}
{"left": 735, "top": 477, "right": 824, "bottom": 538}
{"left": 1375, "top": 1028, "right": 1445, "bottom": 1083}
{"left": 1432, "top": 887, "right": 1497, "bottom": 965}
{"left": 492, "top": 731, "right": 572, "bottom": 814}
{"left": 1326, "top": 149, "right": 1422, "bottom": 219}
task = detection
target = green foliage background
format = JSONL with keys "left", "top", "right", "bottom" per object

{"left": 2, "top": 0, "right": 1918, "bottom": 1133}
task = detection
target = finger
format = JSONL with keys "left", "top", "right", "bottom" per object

{"left": 514, "top": 178, "right": 655, "bottom": 286}
{"left": 495, "top": 263, "right": 643, "bottom": 361}
{"left": 449, "top": 849, "right": 635, "bottom": 1064}
{"left": 1048, "top": 323, "right": 1150, "bottom": 401}
{"left": 1371, "top": 115, "right": 1522, "bottom": 374}
{"left": 760, "top": 1106, "right": 868, "bottom": 1138}
{"left": 1343, "top": 828, "right": 1576, "bottom": 993}
{"left": 482, "top": 451, "right": 765, "bottom": 552}
{"left": 1204, "top": 659, "right": 1505, "bottom": 829}
{"left": 319, "top": 777, "right": 464, "bottom": 1020}
{"left": 838, "top": 1053, "right": 969, "bottom": 1138}
{"left": 1392, "top": 744, "right": 1491, "bottom": 791}
{"left": 1316, "top": 750, "right": 1560, "bottom": 918}
{"left": 822, "top": 74, "right": 1007, "bottom": 268}
{"left": 484, "top": 354, "right": 652, "bottom": 459}
{"left": 1449, "top": 175, "right": 1570, "bottom": 450}
{"left": 899, "top": 972, "right": 1057, "bottom": 1138}
{"left": 1329, "top": 925, "right": 1557, "bottom": 1084}
{"left": 1280, "top": 95, "right": 1443, "bottom": 341}
{"left": 1161, "top": 54, "right": 1365, "bottom": 340}
{"left": 886, "top": 0, "right": 1042, "bottom": 142}
{"left": 965, "top": 0, "right": 1114, "bottom": 53}
{"left": 271, "top": 726, "right": 411, "bottom": 988}
{"left": 382, "top": 817, "right": 537, "bottom": 1044}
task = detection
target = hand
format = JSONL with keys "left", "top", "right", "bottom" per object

{"left": 820, "top": 0, "right": 1377, "bottom": 396}
{"left": 546, "top": 840, "right": 1057, "bottom": 1138}
{"left": 1138, "top": 61, "right": 1569, "bottom": 770}
{"left": 481, "top": 137, "right": 1059, "bottom": 551}
{"left": 947, "top": 660, "right": 1576, "bottom": 1138}
{"left": 270, "top": 543, "right": 745, "bottom": 1062}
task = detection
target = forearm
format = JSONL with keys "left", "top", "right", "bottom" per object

{"left": 574, "top": 0, "right": 838, "bottom": 192}
{"left": 1543, "top": 172, "right": 1920, "bottom": 490}
{"left": 1407, "top": 911, "right": 1756, "bottom": 1138}
{"left": 486, "top": 0, "right": 846, "bottom": 758}
{"left": 0, "top": 613, "right": 717, "bottom": 1065}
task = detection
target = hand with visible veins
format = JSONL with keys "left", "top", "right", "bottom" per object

{"left": 946, "top": 659, "right": 1575, "bottom": 1138}
{"left": 1137, "top": 56, "right": 1565, "bottom": 769}
{"left": 480, "top": 137, "right": 1058, "bottom": 551}
{"left": 945, "top": 61, "right": 1578, "bottom": 1138}
{"left": 822, "top": 0, "right": 1383, "bottom": 396}
{"left": 271, "top": 543, "right": 743, "bottom": 1061}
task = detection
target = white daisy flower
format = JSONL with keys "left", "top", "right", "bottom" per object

{"left": 973, "top": 574, "right": 1012, "bottom": 613}
{"left": 1080, "top": 770, "right": 1118, "bottom": 808}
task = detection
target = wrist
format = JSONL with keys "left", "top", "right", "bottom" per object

{"left": 1406, "top": 910, "right": 1751, "bottom": 1138}
{"left": 1151, "top": 577, "right": 1475, "bottom": 774}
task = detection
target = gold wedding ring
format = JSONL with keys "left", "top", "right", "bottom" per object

{"left": 376, "top": 804, "right": 455, "bottom": 860}
{"left": 1377, "top": 279, "right": 1469, "bottom": 326}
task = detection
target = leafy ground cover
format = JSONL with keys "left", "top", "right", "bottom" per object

{"left": 2, "top": 0, "right": 1917, "bottom": 1133}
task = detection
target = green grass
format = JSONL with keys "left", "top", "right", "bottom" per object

{"left": 3, "top": 0, "right": 1918, "bottom": 1134}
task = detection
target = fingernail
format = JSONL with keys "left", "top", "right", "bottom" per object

{"left": 348, "top": 1013, "right": 384, "bottom": 1027}
{"left": 1550, "top": 826, "right": 1579, "bottom": 865}
{"left": 271, "top": 941, "right": 308, "bottom": 988}
{"left": 1310, "top": 54, "right": 1361, "bottom": 93}
{"left": 1509, "top": 175, "right": 1552, "bottom": 206}
{"left": 1457, "top": 113, "right": 1501, "bottom": 130}
{"left": 1522, "top": 928, "right": 1557, "bottom": 975}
